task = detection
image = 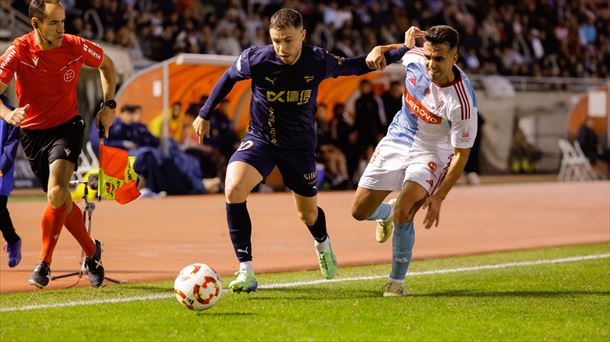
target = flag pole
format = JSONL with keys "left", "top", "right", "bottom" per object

{"left": 97, "top": 126, "right": 104, "bottom": 201}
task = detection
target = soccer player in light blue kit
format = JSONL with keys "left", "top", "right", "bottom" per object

{"left": 351, "top": 25, "right": 478, "bottom": 296}
{"left": 193, "top": 8, "right": 408, "bottom": 293}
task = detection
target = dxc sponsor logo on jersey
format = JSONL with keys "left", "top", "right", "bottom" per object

{"left": 266, "top": 89, "right": 312, "bottom": 105}
{"left": 404, "top": 89, "right": 442, "bottom": 124}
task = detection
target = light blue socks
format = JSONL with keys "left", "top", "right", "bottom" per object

{"left": 366, "top": 202, "right": 392, "bottom": 221}
{"left": 389, "top": 221, "right": 415, "bottom": 281}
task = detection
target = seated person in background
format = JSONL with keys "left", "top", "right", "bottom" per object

{"left": 207, "top": 99, "right": 239, "bottom": 162}
{"left": 149, "top": 101, "right": 183, "bottom": 142}
{"left": 330, "top": 103, "right": 358, "bottom": 183}
{"left": 315, "top": 103, "right": 349, "bottom": 189}
{"left": 509, "top": 120, "right": 542, "bottom": 174}
{"left": 101, "top": 104, "right": 219, "bottom": 196}
{"left": 354, "top": 79, "right": 385, "bottom": 162}
{"left": 106, "top": 104, "right": 160, "bottom": 150}
{"left": 381, "top": 80, "right": 403, "bottom": 134}
{"left": 577, "top": 117, "right": 610, "bottom": 176}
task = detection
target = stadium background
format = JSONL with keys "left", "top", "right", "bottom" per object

{"left": 2, "top": 0, "right": 609, "bottom": 187}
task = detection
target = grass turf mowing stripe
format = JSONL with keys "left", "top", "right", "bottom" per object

{"left": 260, "top": 252, "right": 610, "bottom": 289}
{"left": 1, "top": 252, "right": 608, "bottom": 312}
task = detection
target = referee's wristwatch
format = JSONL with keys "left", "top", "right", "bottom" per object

{"left": 100, "top": 99, "right": 116, "bottom": 110}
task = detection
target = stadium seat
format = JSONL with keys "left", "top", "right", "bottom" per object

{"left": 557, "top": 139, "right": 599, "bottom": 181}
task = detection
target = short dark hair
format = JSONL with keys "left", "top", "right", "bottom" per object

{"left": 270, "top": 8, "right": 303, "bottom": 30}
{"left": 120, "top": 104, "right": 141, "bottom": 113}
{"left": 425, "top": 25, "right": 460, "bottom": 50}
{"left": 29, "top": 0, "right": 62, "bottom": 20}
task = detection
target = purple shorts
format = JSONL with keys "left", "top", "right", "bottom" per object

{"left": 229, "top": 132, "right": 318, "bottom": 197}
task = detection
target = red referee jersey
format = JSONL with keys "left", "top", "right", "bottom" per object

{"left": 0, "top": 32, "right": 104, "bottom": 129}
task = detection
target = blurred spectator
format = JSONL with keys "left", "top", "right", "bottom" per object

{"left": 577, "top": 117, "right": 610, "bottom": 176}
{"left": 463, "top": 112, "right": 486, "bottom": 185}
{"left": 329, "top": 103, "right": 359, "bottom": 182}
{"left": 315, "top": 104, "right": 349, "bottom": 189}
{"left": 106, "top": 104, "right": 159, "bottom": 150}
{"left": 354, "top": 79, "right": 384, "bottom": 161}
{"left": 207, "top": 99, "right": 239, "bottom": 162}
{"left": 149, "top": 101, "right": 183, "bottom": 142}
{"left": 6, "top": 0, "right": 604, "bottom": 78}
{"left": 381, "top": 80, "right": 403, "bottom": 134}
{"left": 105, "top": 104, "right": 219, "bottom": 195}
{"left": 181, "top": 103, "right": 228, "bottom": 181}
{"left": 509, "top": 118, "right": 543, "bottom": 174}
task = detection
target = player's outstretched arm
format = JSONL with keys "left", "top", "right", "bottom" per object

{"left": 422, "top": 147, "right": 471, "bottom": 229}
{"left": 197, "top": 70, "right": 240, "bottom": 120}
{"left": 198, "top": 47, "right": 253, "bottom": 125}
{"left": 366, "top": 44, "right": 407, "bottom": 70}
{"left": 326, "top": 27, "right": 429, "bottom": 78}
{"left": 366, "top": 26, "right": 426, "bottom": 70}
{"left": 326, "top": 45, "right": 408, "bottom": 78}
{"left": 404, "top": 26, "right": 427, "bottom": 49}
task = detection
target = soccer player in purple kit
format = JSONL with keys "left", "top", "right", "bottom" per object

{"left": 193, "top": 8, "right": 408, "bottom": 292}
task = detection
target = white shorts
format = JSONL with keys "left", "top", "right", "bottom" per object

{"left": 358, "top": 137, "right": 452, "bottom": 194}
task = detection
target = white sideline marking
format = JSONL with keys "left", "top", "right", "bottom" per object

{"left": 0, "top": 294, "right": 171, "bottom": 313}
{"left": 260, "top": 253, "right": 610, "bottom": 289}
{"left": 1, "top": 253, "right": 608, "bottom": 312}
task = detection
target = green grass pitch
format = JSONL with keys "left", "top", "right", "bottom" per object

{"left": 1, "top": 243, "right": 608, "bottom": 341}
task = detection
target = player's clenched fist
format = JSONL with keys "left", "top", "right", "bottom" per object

{"left": 95, "top": 106, "right": 115, "bottom": 139}
{"left": 192, "top": 116, "right": 211, "bottom": 144}
{"left": 2, "top": 103, "right": 29, "bottom": 126}
{"left": 366, "top": 46, "right": 387, "bottom": 71}
{"left": 404, "top": 26, "right": 427, "bottom": 49}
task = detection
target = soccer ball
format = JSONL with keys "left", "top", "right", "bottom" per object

{"left": 174, "top": 263, "right": 222, "bottom": 311}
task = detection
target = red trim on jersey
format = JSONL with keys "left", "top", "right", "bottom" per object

{"left": 454, "top": 83, "right": 466, "bottom": 120}
{"left": 432, "top": 155, "right": 453, "bottom": 194}
{"left": 403, "top": 88, "right": 443, "bottom": 125}
{"left": 432, "top": 67, "right": 462, "bottom": 88}
{"left": 454, "top": 81, "right": 471, "bottom": 120}
{"left": 459, "top": 82, "right": 471, "bottom": 120}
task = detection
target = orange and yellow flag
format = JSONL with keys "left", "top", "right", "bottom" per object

{"left": 97, "top": 144, "right": 140, "bottom": 204}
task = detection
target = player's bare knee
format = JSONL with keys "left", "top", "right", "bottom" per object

{"left": 351, "top": 205, "right": 369, "bottom": 221}
{"left": 46, "top": 185, "right": 68, "bottom": 208}
{"left": 299, "top": 209, "right": 317, "bottom": 226}
{"left": 224, "top": 183, "right": 247, "bottom": 203}
{"left": 394, "top": 208, "right": 414, "bottom": 225}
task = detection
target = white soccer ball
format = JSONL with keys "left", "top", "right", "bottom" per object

{"left": 174, "top": 263, "right": 222, "bottom": 311}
